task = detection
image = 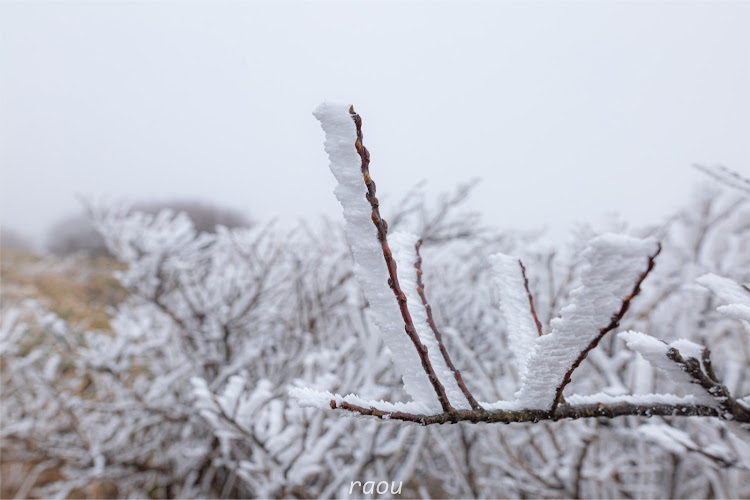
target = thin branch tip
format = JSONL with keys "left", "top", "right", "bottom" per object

{"left": 549, "top": 240, "right": 663, "bottom": 414}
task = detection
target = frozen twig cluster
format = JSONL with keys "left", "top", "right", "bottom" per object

{"left": 0, "top": 209, "right": 419, "bottom": 498}
{"left": 292, "top": 102, "right": 750, "bottom": 426}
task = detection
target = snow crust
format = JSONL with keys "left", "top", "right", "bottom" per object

{"left": 566, "top": 393, "right": 700, "bottom": 406}
{"left": 479, "top": 399, "right": 526, "bottom": 412}
{"left": 489, "top": 254, "right": 539, "bottom": 379}
{"left": 514, "top": 234, "right": 659, "bottom": 410}
{"left": 313, "top": 102, "right": 441, "bottom": 412}
{"left": 292, "top": 387, "right": 706, "bottom": 414}
{"left": 670, "top": 339, "right": 705, "bottom": 362}
{"left": 290, "top": 386, "right": 434, "bottom": 416}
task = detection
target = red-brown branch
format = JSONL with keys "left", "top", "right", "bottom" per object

{"left": 519, "top": 260, "right": 543, "bottom": 336}
{"left": 329, "top": 399, "right": 731, "bottom": 425}
{"left": 349, "top": 106, "right": 453, "bottom": 413}
{"left": 550, "top": 243, "right": 662, "bottom": 415}
{"left": 666, "top": 347, "right": 750, "bottom": 422}
{"left": 414, "top": 240, "right": 482, "bottom": 410}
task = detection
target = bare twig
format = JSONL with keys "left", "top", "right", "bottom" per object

{"left": 571, "top": 435, "right": 593, "bottom": 499}
{"left": 459, "top": 427, "right": 479, "bottom": 498}
{"left": 519, "top": 259, "right": 543, "bottom": 336}
{"left": 414, "top": 239, "right": 481, "bottom": 410}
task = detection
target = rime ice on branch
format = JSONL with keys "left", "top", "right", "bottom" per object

{"left": 693, "top": 164, "right": 750, "bottom": 196}
{"left": 512, "top": 234, "right": 660, "bottom": 412}
{"left": 291, "top": 102, "right": 750, "bottom": 425}
{"left": 697, "top": 273, "right": 750, "bottom": 325}
{"left": 489, "top": 255, "right": 542, "bottom": 374}
{"left": 309, "top": 102, "right": 474, "bottom": 414}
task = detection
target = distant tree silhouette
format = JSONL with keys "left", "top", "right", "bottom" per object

{"left": 0, "top": 226, "right": 33, "bottom": 252}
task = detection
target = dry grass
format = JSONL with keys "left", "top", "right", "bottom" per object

{"left": 0, "top": 248, "right": 126, "bottom": 331}
{"left": 1, "top": 248, "right": 126, "bottom": 499}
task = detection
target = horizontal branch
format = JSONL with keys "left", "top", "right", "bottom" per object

{"left": 329, "top": 399, "right": 734, "bottom": 425}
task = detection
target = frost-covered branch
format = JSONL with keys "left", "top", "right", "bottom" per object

{"left": 327, "top": 398, "right": 720, "bottom": 425}
{"left": 293, "top": 102, "right": 750, "bottom": 427}
{"left": 518, "top": 260, "right": 544, "bottom": 337}
{"left": 414, "top": 239, "right": 481, "bottom": 410}
{"left": 349, "top": 106, "right": 454, "bottom": 412}
{"left": 693, "top": 164, "right": 750, "bottom": 196}
{"left": 620, "top": 332, "right": 749, "bottom": 420}
{"left": 543, "top": 239, "right": 661, "bottom": 414}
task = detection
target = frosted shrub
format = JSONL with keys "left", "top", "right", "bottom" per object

{"left": 1, "top": 208, "right": 423, "bottom": 497}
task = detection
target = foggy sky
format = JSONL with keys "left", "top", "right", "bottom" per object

{"left": 1, "top": 2, "right": 749, "bottom": 247}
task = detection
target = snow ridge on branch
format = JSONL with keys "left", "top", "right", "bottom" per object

{"left": 512, "top": 234, "right": 660, "bottom": 411}
{"left": 489, "top": 256, "right": 541, "bottom": 378}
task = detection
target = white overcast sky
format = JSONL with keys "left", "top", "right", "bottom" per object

{"left": 1, "top": 1, "right": 748, "bottom": 246}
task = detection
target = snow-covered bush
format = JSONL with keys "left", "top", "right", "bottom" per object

{"left": 2, "top": 206, "right": 428, "bottom": 497}
{"left": 1, "top": 186, "right": 492, "bottom": 497}
{"left": 1, "top": 103, "right": 748, "bottom": 498}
